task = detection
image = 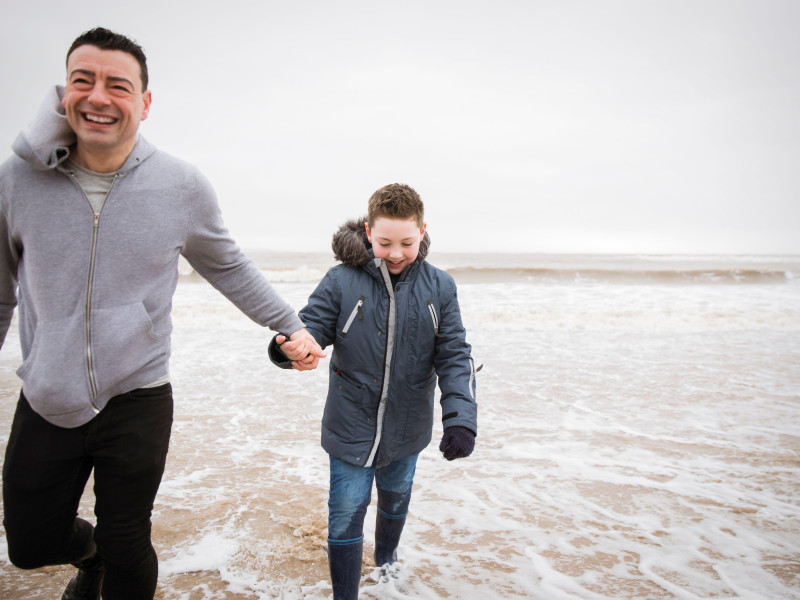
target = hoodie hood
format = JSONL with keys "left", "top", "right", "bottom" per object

{"left": 11, "top": 85, "right": 157, "bottom": 173}
{"left": 12, "top": 85, "right": 75, "bottom": 171}
{"left": 332, "top": 216, "right": 430, "bottom": 268}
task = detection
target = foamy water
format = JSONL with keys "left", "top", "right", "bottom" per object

{"left": 1, "top": 254, "right": 799, "bottom": 599}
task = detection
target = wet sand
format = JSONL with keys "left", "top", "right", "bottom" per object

{"left": 1, "top": 265, "right": 799, "bottom": 599}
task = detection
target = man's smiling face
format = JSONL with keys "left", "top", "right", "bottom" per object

{"left": 62, "top": 44, "right": 151, "bottom": 171}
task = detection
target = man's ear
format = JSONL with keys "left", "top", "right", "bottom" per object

{"left": 141, "top": 90, "right": 152, "bottom": 121}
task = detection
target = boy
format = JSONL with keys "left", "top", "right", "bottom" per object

{"left": 272, "top": 183, "right": 478, "bottom": 599}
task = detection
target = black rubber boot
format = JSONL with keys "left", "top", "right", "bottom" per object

{"left": 61, "top": 553, "right": 105, "bottom": 600}
{"left": 328, "top": 540, "right": 363, "bottom": 600}
{"left": 374, "top": 510, "right": 406, "bottom": 567}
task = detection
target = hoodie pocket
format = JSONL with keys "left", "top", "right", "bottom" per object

{"left": 90, "top": 302, "right": 168, "bottom": 396}
{"left": 17, "top": 311, "right": 92, "bottom": 417}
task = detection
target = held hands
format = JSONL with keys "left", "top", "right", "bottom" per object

{"left": 439, "top": 426, "right": 475, "bottom": 461}
{"left": 276, "top": 328, "right": 326, "bottom": 371}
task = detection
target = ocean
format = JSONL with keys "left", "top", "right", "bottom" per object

{"left": 1, "top": 252, "right": 798, "bottom": 599}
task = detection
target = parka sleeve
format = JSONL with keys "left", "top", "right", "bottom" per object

{"left": 433, "top": 274, "right": 478, "bottom": 435}
{"left": 267, "top": 267, "right": 346, "bottom": 369}
{"left": 297, "top": 268, "right": 342, "bottom": 351}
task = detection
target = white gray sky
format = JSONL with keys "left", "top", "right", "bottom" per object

{"left": 1, "top": 0, "right": 798, "bottom": 254}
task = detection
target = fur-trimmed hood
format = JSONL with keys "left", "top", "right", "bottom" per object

{"left": 331, "top": 216, "right": 430, "bottom": 267}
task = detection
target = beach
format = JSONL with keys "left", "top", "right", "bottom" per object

{"left": 1, "top": 252, "right": 799, "bottom": 599}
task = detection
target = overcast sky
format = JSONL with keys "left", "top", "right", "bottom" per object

{"left": 1, "top": 0, "right": 798, "bottom": 255}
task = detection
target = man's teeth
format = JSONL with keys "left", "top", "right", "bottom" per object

{"left": 85, "top": 114, "right": 115, "bottom": 124}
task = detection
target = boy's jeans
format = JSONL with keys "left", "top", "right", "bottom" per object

{"left": 2, "top": 385, "right": 173, "bottom": 599}
{"left": 327, "top": 453, "right": 418, "bottom": 543}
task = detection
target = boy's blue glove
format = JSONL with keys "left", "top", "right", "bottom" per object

{"left": 439, "top": 426, "right": 475, "bottom": 461}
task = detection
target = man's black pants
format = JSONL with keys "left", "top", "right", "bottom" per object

{"left": 2, "top": 384, "right": 173, "bottom": 599}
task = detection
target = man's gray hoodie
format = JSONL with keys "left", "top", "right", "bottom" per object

{"left": 0, "top": 86, "right": 304, "bottom": 427}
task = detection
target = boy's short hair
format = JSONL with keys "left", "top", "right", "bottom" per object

{"left": 67, "top": 27, "right": 149, "bottom": 91}
{"left": 367, "top": 183, "right": 424, "bottom": 228}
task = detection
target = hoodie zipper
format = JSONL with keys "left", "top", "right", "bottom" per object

{"left": 73, "top": 172, "right": 119, "bottom": 408}
{"left": 85, "top": 212, "right": 101, "bottom": 406}
{"left": 341, "top": 296, "right": 364, "bottom": 337}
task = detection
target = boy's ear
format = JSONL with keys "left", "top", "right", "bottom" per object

{"left": 364, "top": 222, "right": 372, "bottom": 243}
{"left": 420, "top": 223, "right": 427, "bottom": 237}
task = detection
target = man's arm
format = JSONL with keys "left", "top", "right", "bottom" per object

{"left": 0, "top": 199, "right": 20, "bottom": 350}
{"left": 179, "top": 171, "right": 306, "bottom": 335}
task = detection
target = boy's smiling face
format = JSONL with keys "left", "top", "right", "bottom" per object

{"left": 366, "top": 217, "right": 426, "bottom": 275}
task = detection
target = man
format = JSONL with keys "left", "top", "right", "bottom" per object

{"left": 0, "top": 27, "right": 323, "bottom": 600}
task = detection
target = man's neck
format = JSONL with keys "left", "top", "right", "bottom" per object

{"left": 70, "top": 142, "right": 134, "bottom": 174}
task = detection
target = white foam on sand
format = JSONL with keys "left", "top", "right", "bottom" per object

{"left": 160, "top": 531, "right": 239, "bottom": 575}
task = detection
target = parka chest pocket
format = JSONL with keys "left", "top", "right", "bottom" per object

{"left": 427, "top": 299, "right": 442, "bottom": 337}
{"left": 340, "top": 296, "right": 365, "bottom": 338}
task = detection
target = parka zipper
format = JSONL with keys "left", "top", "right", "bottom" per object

{"left": 365, "top": 260, "right": 396, "bottom": 468}
{"left": 341, "top": 296, "right": 364, "bottom": 337}
{"left": 73, "top": 172, "right": 119, "bottom": 409}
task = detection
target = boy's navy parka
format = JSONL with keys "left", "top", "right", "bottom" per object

{"left": 272, "top": 217, "right": 477, "bottom": 468}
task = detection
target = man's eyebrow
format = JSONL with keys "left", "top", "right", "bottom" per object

{"left": 107, "top": 75, "right": 136, "bottom": 88}
{"left": 68, "top": 68, "right": 95, "bottom": 80}
{"left": 68, "top": 69, "right": 135, "bottom": 89}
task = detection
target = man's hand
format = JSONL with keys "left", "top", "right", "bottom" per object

{"left": 276, "top": 328, "right": 326, "bottom": 371}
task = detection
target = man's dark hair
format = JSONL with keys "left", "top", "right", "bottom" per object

{"left": 67, "top": 27, "right": 149, "bottom": 91}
